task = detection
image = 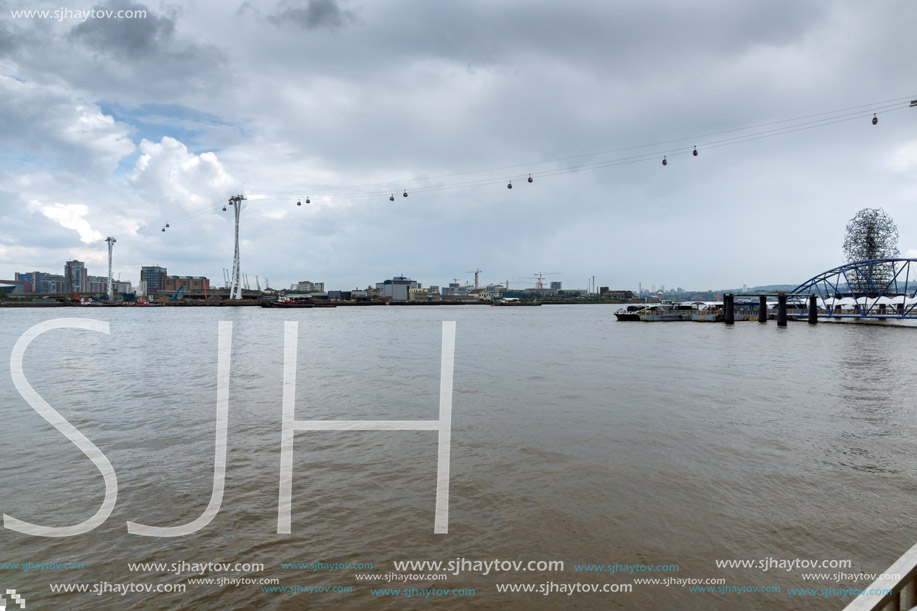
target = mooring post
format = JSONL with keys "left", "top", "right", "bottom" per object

{"left": 777, "top": 293, "right": 787, "bottom": 327}
{"left": 808, "top": 294, "right": 817, "bottom": 324}
{"left": 724, "top": 294, "right": 734, "bottom": 325}
{"left": 758, "top": 295, "right": 767, "bottom": 323}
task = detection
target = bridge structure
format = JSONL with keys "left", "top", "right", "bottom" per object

{"left": 721, "top": 259, "right": 917, "bottom": 326}
{"left": 786, "top": 258, "right": 917, "bottom": 320}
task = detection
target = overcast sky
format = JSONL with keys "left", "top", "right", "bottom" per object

{"left": 1, "top": 0, "right": 916, "bottom": 292}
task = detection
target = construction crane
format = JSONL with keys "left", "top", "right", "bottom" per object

{"left": 520, "top": 272, "right": 561, "bottom": 290}
{"left": 169, "top": 286, "right": 184, "bottom": 301}
{"left": 465, "top": 269, "right": 483, "bottom": 290}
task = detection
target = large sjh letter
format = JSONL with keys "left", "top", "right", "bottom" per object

{"left": 277, "top": 321, "right": 456, "bottom": 534}
{"left": 7, "top": 319, "right": 117, "bottom": 537}
{"left": 127, "top": 321, "right": 233, "bottom": 537}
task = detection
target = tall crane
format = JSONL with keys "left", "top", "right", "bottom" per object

{"left": 520, "top": 272, "right": 561, "bottom": 290}
{"left": 465, "top": 269, "right": 483, "bottom": 290}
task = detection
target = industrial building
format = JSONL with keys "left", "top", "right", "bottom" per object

{"left": 378, "top": 276, "right": 419, "bottom": 302}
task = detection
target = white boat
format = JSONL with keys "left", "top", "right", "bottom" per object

{"left": 616, "top": 302, "right": 724, "bottom": 322}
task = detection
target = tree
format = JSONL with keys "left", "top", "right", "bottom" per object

{"left": 843, "top": 208, "right": 899, "bottom": 263}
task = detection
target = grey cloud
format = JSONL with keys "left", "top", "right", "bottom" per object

{"left": 0, "top": 0, "right": 228, "bottom": 106}
{"left": 58, "top": 0, "right": 225, "bottom": 100}
{"left": 68, "top": 1, "right": 176, "bottom": 57}
{"left": 269, "top": 0, "right": 356, "bottom": 30}
{"left": 3, "top": 0, "right": 917, "bottom": 290}
{"left": 0, "top": 22, "right": 17, "bottom": 56}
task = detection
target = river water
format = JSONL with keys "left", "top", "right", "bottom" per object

{"left": 1, "top": 305, "right": 915, "bottom": 610}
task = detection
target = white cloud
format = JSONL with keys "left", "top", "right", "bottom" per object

{"left": 128, "top": 137, "right": 242, "bottom": 211}
{"left": 27, "top": 200, "right": 103, "bottom": 244}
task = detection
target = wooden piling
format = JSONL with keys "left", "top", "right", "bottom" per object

{"left": 777, "top": 293, "right": 787, "bottom": 327}
{"left": 724, "top": 294, "right": 734, "bottom": 325}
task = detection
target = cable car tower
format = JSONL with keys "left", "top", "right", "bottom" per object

{"left": 105, "top": 236, "right": 116, "bottom": 301}
{"left": 227, "top": 194, "right": 246, "bottom": 300}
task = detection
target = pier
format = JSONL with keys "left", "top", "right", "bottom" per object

{"left": 724, "top": 258, "right": 917, "bottom": 327}
{"left": 842, "top": 541, "right": 917, "bottom": 610}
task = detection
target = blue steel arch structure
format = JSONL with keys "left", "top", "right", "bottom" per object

{"left": 787, "top": 258, "right": 917, "bottom": 319}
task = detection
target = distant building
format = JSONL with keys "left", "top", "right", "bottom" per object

{"left": 13, "top": 264, "right": 120, "bottom": 295}
{"left": 162, "top": 276, "right": 210, "bottom": 293}
{"left": 65, "top": 260, "right": 87, "bottom": 293}
{"left": 86, "top": 275, "right": 111, "bottom": 293}
{"left": 381, "top": 276, "right": 419, "bottom": 302}
{"left": 141, "top": 266, "right": 168, "bottom": 292}
{"left": 599, "top": 288, "right": 634, "bottom": 299}
{"left": 0, "top": 280, "right": 29, "bottom": 294}
{"left": 291, "top": 281, "right": 324, "bottom": 292}
{"left": 524, "top": 287, "right": 558, "bottom": 297}
{"left": 550, "top": 281, "right": 562, "bottom": 291}
{"left": 482, "top": 284, "right": 506, "bottom": 300}
{"left": 15, "top": 271, "right": 67, "bottom": 293}
{"left": 409, "top": 287, "right": 442, "bottom": 302}
{"left": 113, "top": 280, "right": 132, "bottom": 294}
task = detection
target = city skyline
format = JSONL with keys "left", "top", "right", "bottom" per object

{"left": 4, "top": 250, "right": 802, "bottom": 295}
{"left": 1, "top": 2, "right": 916, "bottom": 291}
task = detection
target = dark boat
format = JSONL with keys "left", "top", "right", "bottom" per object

{"left": 614, "top": 305, "right": 644, "bottom": 321}
{"left": 261, "top": 298, "right": 314, "bottom": 308}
